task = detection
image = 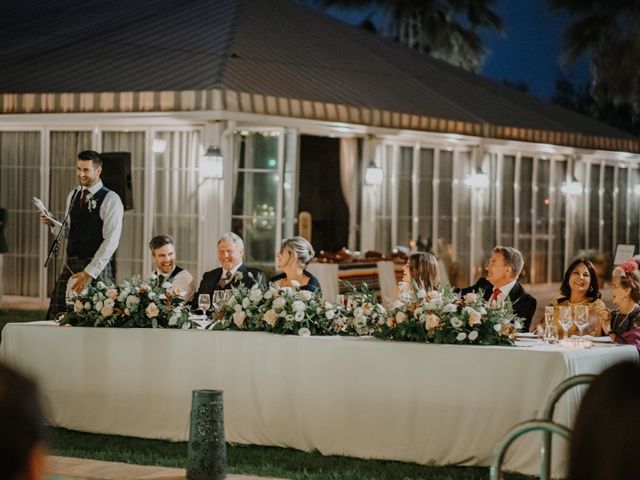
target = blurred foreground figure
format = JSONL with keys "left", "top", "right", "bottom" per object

{"left": 0, "top": 362, "right": 46, "bottom": 480}
{"left": 568, "top": 361, "right": 640, "bottom": 480}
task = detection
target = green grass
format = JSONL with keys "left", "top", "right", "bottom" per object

{"left": 45, "top": 427, "right": 533, "bottom": 480}
{"left": 0, "top": 308, "right": 46, "bottom": 341}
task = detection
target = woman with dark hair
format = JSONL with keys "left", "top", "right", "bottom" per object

{"left": 568, "top": 361, "right": 640, "bottom": 480}
{"left": 543, "top": 258, "right": 608, "bottom": 336}
{"left": 607, "top": 258, "right": 640, "bottom": 346}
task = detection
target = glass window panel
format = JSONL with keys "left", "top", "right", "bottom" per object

{"left": 0, "top": 132, "right": 41, "bottom": 296}
{"left": 397, "top": 146, "right": 413, "bottom": 247}
{"left": 602, "top": 165, "right": 615, "bottom": 259}
{"left": 630, "top": 169, "right": 640, "bottom": 246}
{"left": 438, "top": 150, "right": 453, "bottom": 248}
{"left": 588, "top": 163, "right": 601, "bottom": 249}
{"left": 374, "top": 145, "right": 392, "bottom": 254}
{"left": 518, "top": 157, "right": 534, "bottom": 283}
{"left": 616, "top": 167, "right": 628, "bottom": 244}
{"left": 417, "top": 148, "right": 433, "bottom": 248}
{"left": 103, "top": 131, "right": 147, "bottom": 280}
{"left": 455, "top": 151, "right": 472, "bottom": 287}
{"left": 231, "top": 218, "right": 276, "bottom": 266}
{"left": 500, "top": 155, "right": 516, "bottom": 247}
{"left": 551, "top": 161, "right": 566, "bottom": 282}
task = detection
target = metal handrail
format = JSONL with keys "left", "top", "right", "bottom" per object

{"left": 490, "top": 420, "right": 571, "bottom": 480}
{"left": 539, "top": 374, "right": 596, "bottom": 480}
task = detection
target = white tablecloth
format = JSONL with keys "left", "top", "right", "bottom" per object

{"left": 1, "top": 322, "right": 636, "bottom": 476}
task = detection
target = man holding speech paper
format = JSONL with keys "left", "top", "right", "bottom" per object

{"left": 40, "top": 150, "right": 124, "bottom": 319}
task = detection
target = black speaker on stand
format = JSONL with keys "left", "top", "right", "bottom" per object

{"left": 100, "top": 152, "right": 134, "bottom": 280}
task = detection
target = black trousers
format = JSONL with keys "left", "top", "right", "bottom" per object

{"left": 46, "top": 257, "right": 113, "bottom": 320}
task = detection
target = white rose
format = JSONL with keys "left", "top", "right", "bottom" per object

{"left": 249, "top": 288, "right": 263, "bottom": 303}
{"left": 298, "top": 290, "right": 313, "bottom": 302}
{"left": 84, "top": 301, "right": 91, "bottom": 310}
{"left": 450, "top": 316, "right": 463, "bottom": 328}
{"left": 298, "top": 327, "right": 311, "bottom": 336}
{"left": 325, "top": 309, "right": 336, "bottom": 320}
{"left": 94, "top": 301, "right": 104, "bottom": 312}
{"left": 96, "top": 281, "right": 106, "bottom": 290}
{"left": 463, "top": 292, "right": 478, "bottom": 303}
{"left": 104, "top": 298, "right": 115, "bottom": 308}
{"left": 353, "top": 306, "right": 364, "bottom": 318}
{"left": 456, "top": 332, "right": 467, "bottom": 341}
{"left": 426, "top": 290, "right": 442, "bottom": 301}
{"left": 263, "top": 309, "right": 278, "bottom": 326}
{"left": 443, "top": 303, "right": 458, "bottom": 313}
{"left": 233, "top": 310, "right": 246, "bottom": 327}
{"left": 416, "top": 289, "right": 426, "bottom": 299}
{"left": 295, "top": 310, "right": 305, "bottom": 322}
{"left": 468, "top": 330, "right": 479, "bottom": 341}
{"left": 145, "top": 302, "right": 159, "bottom": 318}
{"left": 292, "top": 300, "right": 305, "bottom": 312}
{"left": 168, "top": 313, "right": 179, "bottom": 326}
{"left": 514, "top": 320, "right": 522, "bottom": 330}
{"left": 242, "top": 297, "right": 251, "bottom": 309}
{"left": 273, "top": 297, "right": 286, "bottom": 310}
{"left": 493, "top": 323, "right": 502, "bottom": 332}
{"left": 395, "top": 311, "right": 407, "bottom": 324}
{"left": 263, "top": 290, "right": 273, "bottom": 299}
{"left": 161, "top": 281, "right": 172, "bottom": 289}
{"left": 468, "top": 310, "right": 482, "bottom": 327}
{"left": 148, "top": 291, "right": 156, "bottom": 300}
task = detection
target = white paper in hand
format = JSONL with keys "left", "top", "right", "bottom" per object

{"left": 33, "top": 197, "right": 61, "bottom": 228}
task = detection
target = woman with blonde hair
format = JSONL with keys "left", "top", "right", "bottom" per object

{"left": 270, "top": 236, "right": 322, "bottom": 294}
{"left": 400, "top": 251, "right": 441, "bottom": 294}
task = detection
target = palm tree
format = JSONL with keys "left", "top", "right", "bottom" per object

{"left": 317, "top": 0, "right": 504, "bottom": 72}
{"left": 549, "top": 0, "right": 640, "bottom": 120}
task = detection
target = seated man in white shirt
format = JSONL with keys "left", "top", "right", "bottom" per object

{"left": 149, "top": 234, "right": 195, "bottom": 303}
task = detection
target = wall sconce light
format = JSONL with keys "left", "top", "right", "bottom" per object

{"left": 201, "top": 147, "right": 224, "bottom": 179}
{"left": 561, "top": 176, "right": 583, "bottom": 196}
{"left": 152, "top": 138, "right": 167, "bottom": 153}
{"left": 364, "top": 160, "right": 383, "bottom": 186}
{"left": 464, "top": 168, "right": 489, "bottom": 189}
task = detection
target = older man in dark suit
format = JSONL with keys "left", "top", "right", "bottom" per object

{"left": 460, "top": 246, "right": 537, "bottom": 331}
{"left": 191, "top": 232, "right": 263, "bottom": 309}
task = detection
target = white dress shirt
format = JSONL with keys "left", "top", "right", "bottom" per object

{"left": 154, "top": 266, "right": 195, "bottom": 302}
{"left": 52, "top": 180, "right": 124, "bottom": 279}
{"left": 491, "top": 279, "right": 517, "bottom": 305}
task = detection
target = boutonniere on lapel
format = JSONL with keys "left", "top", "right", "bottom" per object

{"left": 87, "top": 196, "right": 98, "bottom": 212}
{"left": 233, "top": 271, "right": 244, "bottom": 282}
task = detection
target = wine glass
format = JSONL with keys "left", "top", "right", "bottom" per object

{"left": 198, "top": 294, "right": 211, "bottom": 315}
{"left": 574, "top": 305, "right": 589, "bottom": 337}
{"left": 211, "top": 290, "right": 223, "bottom": 311}
{"left": 558, "top": 306, "right": 574, "bottom": 339}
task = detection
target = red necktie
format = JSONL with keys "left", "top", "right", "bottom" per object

{"left": 490, "top": 288, "right": 502, "bottom": 302}
{"left": 80, "top": 189, "right": 89, "bottom": 208}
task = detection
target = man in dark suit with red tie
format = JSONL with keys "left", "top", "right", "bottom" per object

{"left": 191, "top": 232, "right": 263, "bottom": 309}
{"left": 460, "top": 246, "right": 537, "bottom": 332}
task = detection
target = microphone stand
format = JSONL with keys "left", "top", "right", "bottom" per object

{"left": 45, "top": 188, "right": 80, "bottom": 272}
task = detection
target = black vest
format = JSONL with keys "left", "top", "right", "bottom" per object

{"left": 67, "top": 187, "right": 110, "bottom": 259}
{"left": 159, "top": 266, "right": 184, "bottom": 283}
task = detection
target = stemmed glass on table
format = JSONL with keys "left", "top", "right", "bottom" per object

{"left": 195, "top": 294, "right": 212, "bottom": 329}
{"left": 573, "top": 305, "right": 589, "bottom": 337}
{"left": 543, "top": 306, "right": 558, "bottom": 344}
{"left": 558, "top": 306, "right": 574, "bottom": 339}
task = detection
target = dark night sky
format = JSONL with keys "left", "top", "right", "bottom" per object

{"left": 318, "top": 0, "right": 591, "bottom": 101}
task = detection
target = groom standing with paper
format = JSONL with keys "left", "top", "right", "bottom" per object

{"left": 40, "top": 150, "right": 124, "bottom": 319}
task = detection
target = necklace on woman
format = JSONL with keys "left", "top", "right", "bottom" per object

{"left": 614, "top": 303, "right": 639, "bottom": 332}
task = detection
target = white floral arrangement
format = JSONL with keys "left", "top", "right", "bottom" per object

{"left": 327, "top": 282, "right": 386, "bottom": 335}
{"left": 379, "top": 285, "right": 519, "bottom": 345}
{"left": 60, "top": 274, "right": 190, "bottom": 329}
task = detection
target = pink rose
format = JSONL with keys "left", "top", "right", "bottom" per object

{"left": 105, "top": 288, "right": 118, "bottom": 300}
{"left": 145, "top": 302, "right": 159, "bottom": 318}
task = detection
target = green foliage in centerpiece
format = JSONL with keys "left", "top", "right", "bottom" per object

{"left": 59, "top": 274, "right": 190, "bottom": 329}
{"left": 379, "top": 285, "right": 518, "bottom": 345}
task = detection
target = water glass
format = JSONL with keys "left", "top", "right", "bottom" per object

{"left": 558, "top": 306, "right": 573, "bottom": 338}
{"left": 198, "top": 294, "right": 211, "bottom": 315}
{"left": 544, "top": 325, "right": 559, "bottom": 344}
{"left": 574, "top": 305, "right": 589, "bottom": 337}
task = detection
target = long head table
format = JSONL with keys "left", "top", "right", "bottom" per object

{"left": 1, "top": 321, "right": 637, "bottom": 476}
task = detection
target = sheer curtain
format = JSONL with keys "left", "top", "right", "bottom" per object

{"left": 340, "top": 138, "right": 358, "bottom": 250}
{"left": 0, "top": 132, "right": 41, "bottom": 296}
{"left": 102, "top": 131, "right": 145, "bottom": 280}
{"left": 47, "top": 131, "right": 93, "bottom": 293}
{"left": 153, "top": 131, "right": 200, "bottom": 277}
